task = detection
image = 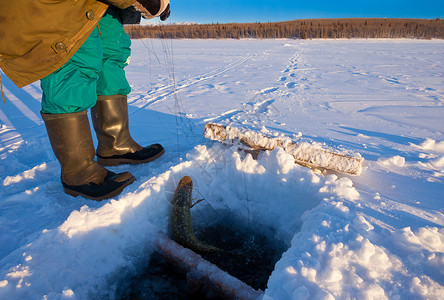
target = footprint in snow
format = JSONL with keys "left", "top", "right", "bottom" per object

{"left": 286, "top": 82, "right": 296, "bottom": 89}
{"left": 260, "top": 87, "right": 279, "bottom": 94}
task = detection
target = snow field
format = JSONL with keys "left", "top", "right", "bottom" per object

{"left": 1, "top": 38, "right": 444, "bottom": 299}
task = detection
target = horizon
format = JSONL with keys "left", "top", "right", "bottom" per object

{"left": 143, "top": 0, "right": 443, "bottom": 25}
{"left": 142, "top": 16, "right": 442, "bottom": 26}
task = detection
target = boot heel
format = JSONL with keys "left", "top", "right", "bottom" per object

{"left": 61, "top": 172, "right": 136, "bottom": 201}
{"left": 97, "top": 147, "right": 165, "bottom": 166}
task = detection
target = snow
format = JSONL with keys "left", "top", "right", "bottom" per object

{"left": 203, "top": 124, "right": 364, "bottom": 175}
{"left": 1, "top": 38, "right": 444, "bottom": 299}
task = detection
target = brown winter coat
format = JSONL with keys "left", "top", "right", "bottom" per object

{"left": 0, "top": 0, "right": 136, "bottom": 88}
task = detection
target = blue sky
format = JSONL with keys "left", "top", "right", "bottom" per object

{"left": 150, "top": 0, "right": 443, "bottom": 24}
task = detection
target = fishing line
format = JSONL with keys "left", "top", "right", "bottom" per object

{"left": 153, "top": 21, "right": 199, "bottom": 153}
{"left": 194, "top": 197, "right": 210, "bottom": 228}
{"left": 243, "top": 172, "right": 252, "bottom": 232}
{"left": 139, "top": 19, "right": 253, "bottom": 232}
{"left": 139, "top": 18, "right": 198, "bottom": 204}
{"left": 138, "top": 38, "right": 178, "bottom": 137}
{"left": 193, "top": 186, "right": 245, "bottom": 233}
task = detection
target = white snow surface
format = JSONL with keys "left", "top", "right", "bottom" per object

{"left": 1, "top": 39, "right": 444, "bottom": 299}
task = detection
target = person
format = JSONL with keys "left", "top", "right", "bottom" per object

{"left": 0, "top": 0, "right": 171, "bottom": 200}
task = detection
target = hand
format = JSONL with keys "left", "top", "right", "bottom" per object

{"left": 160, "top": 3, "right": 170, "bottom": 21}
{"left": 133, "top": 0, "right": 170, "bottom": 20}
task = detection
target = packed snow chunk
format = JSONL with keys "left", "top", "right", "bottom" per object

{"left": 62, "top": 287, "right": 75, "bottom": 298}
{"left": 357, "top": 239, "right": 380, "bottom": 265}
{"left": 273, "top": 146, "right": 301, "bottom": 174}
{"left": 395, "top": 226, "right": 444, "bottom": 252}
{"left": 360, "top": 284, "right": 388, "bottom": 300}
{"left": 416, "top": 154, "right": 444, "bottom": 181}
{"left": 357, "top": 133, "right": 371, "bottom": 139}
{"left": 410, "top": 276, "right": 444, "bottom": 298}
{"left": 377, "top": 155, "right": 406, "bottom": 167}
{"left": 233, "top": 150, "right": 266, "bottom": 174}
{"left": 2, "top": 163, "right": 48, "bottom": 186}
{"left": 353, "top": 215, "right": 375, "bottom": 232}
{"left": 6, "top": 265, "right": 32, "bottom": 280}
{"left": 413, "top": 139, "right": 444, "bottom": 153}
{"left": 59, "top": 204, "right": 126, "bottom": 238}
{"left": 411, "top": 277, "right": 429, "bottom": 296}
{"left": 300, "top": 266, "right": 317, "bottom": 282}
{"left": 416, "top": 227, "right": 444, "bottom": 252}
{"left": 320, "top": 266, "right": 343, "bottom": 283}
{"left": 6, "top": 265, "right": 32, "bottom": 289}
{"left": 285, "top": 266, "right": 297, "bottom": 275}
{"left": 319, "top": 175, "right": 360, "bottom": 201}
{"left": 413, "top": 139, "right": 444, "bottom": 180}
{"left": 392, "top": 226, "right": 444, "bottom": 286}
{"left": 430, "top": 156, "right": 444, "bottom": 168}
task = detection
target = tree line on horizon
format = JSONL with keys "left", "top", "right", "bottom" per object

{"left": 124, "top": 18, "right": 444, "bottom": 39}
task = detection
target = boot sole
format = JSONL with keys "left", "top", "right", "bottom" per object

{"left": 64, "top": 176, "right": 136, "bottom": 201}
{"left": 97, "top": 148, "right": 165, "bottom": 166}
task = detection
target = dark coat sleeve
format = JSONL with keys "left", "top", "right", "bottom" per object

{"left": 105, "top": 0, "right": 136, "bottom": 9}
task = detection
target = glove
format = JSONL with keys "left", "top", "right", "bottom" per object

{"left": 133, "top": 0, "right": 170, "bottom": 20}
{"left": 160, "top": 3, "right": 170, "bottom": 21}
{"left": 118, "top": 6, "right": 142, "bottom": 24}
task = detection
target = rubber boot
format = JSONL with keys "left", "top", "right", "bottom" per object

{"left": 91, "top": 94, "right": 165, "bottom": 166}
{"left": 41, "top": 111, "right": 136, "bottom": 200}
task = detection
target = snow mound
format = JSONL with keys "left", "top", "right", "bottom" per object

{"left": 413, "top": 139, "right": 444, "bottom": 153}
{"left": 410, "top": 139, "right": 444, "bottom": 181}
{"left": 265, "top": 200, "right": 444, "bottom": 300}
{"left": 3, "top": 163, "right": 49, "bottom": 186}
{"left": 0, "top": 143, "right": 353, "bottom": 299}
{"left": 378, "top": 155, "right": 406, "bottom": 167}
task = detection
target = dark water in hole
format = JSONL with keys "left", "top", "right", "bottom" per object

{"left": 119, "top": 214, "right": 288, "bottom": 300}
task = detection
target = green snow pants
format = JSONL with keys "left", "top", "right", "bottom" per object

{"left": 40, "top": 6, "right": 131, "bottom": 114}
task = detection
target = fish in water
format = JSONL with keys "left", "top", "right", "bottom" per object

{"left": 170, "top": 176, "right": 221, "bottom": 253}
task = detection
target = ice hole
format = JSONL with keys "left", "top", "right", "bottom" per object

{"left": 193, "top": 210, "right": 289, "bottom": 290}
{"left": 120, "top": 211, "right": 288, "bottom": 299}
